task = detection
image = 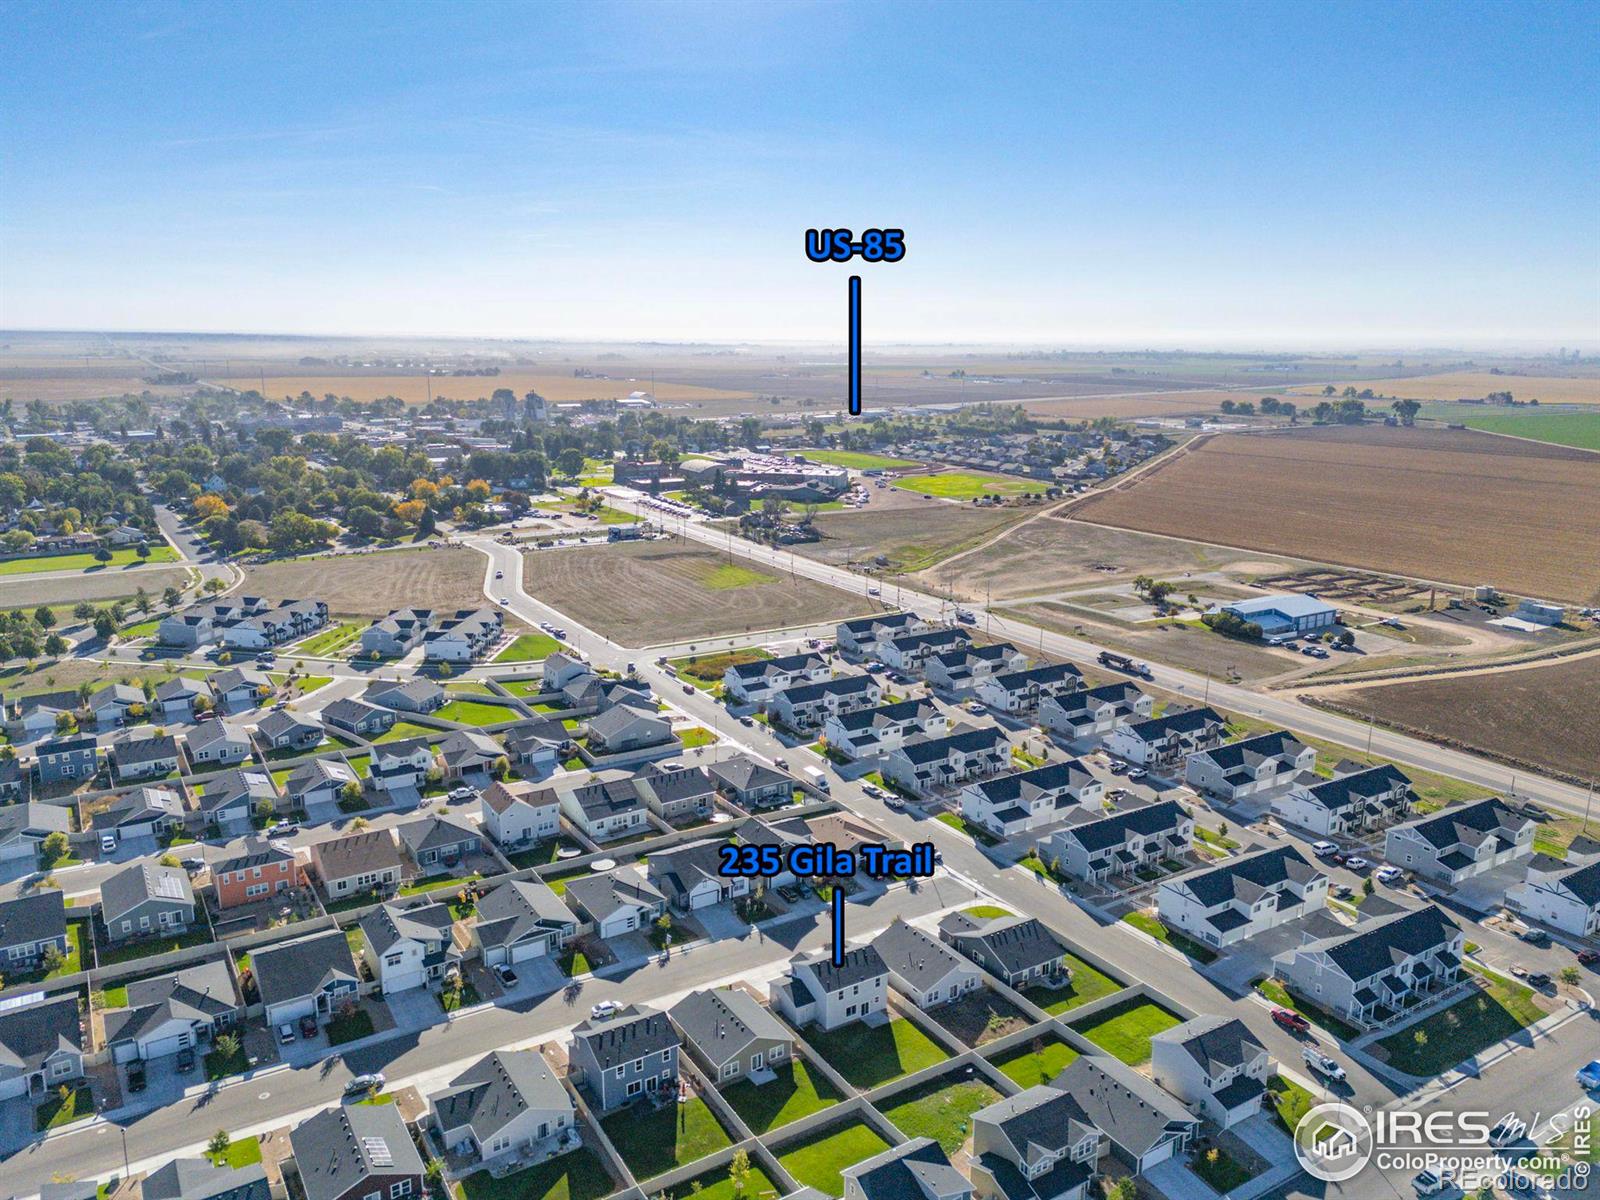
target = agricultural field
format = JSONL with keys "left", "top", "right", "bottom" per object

{"left": 790, "top": 503, "right": 1030, "bottom": 575}
{"left": 522, "top": 537, "right": 874, "bottom": 645}
{"left": 241, "top": 547, "right": 488, "bottom": 616}
{"left": 893, "top": 471, "right": 1039, "bottom": 500}
{"left": 1071, "top": 426, "right": 1600, "bottom": 605}
{"left": 1420, "top": 405, "right": 1600, "bottom": 450}
{"left": 1022, "top": 388, "right": 1272, "bottom": 422}
{"left": 0, "top": 567, "right": 191, "bottom": 609}
{"left": 245, "top": 371, "right": 752, "bottom": 406}
{"left": 1294, "top": 371, "right": 1600, "bottom": 407}
{"left": 1318, "top": 654, "right": 1600, "bottom": 784}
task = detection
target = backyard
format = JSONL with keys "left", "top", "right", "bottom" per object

{"left": 1071, "top": 997, "right": 1184, "bottom": 1065}
{"left": 804, "top": 1016, "right": 949, "bottom": 1089}
{"left": 721, "top": 1056, "right": 842, "bottom": 1132}
{"left": 879, "top": 1076, "right": 1001, "bottom": 1153}
{"left": 1022, "top": 954, "right": 1123, "bottom": 1014}
{"left": 1375, "top": 970, "right": 1545, "bottom": 1076}
{"left": 600, "top": 1095, "right": 732, "bottom": 1180}
{"left": 990, "top": 1035, "right": 1079, "bottom": 1087}
{"left": 454, "top": 1147, "right": 614, "bottom": 1200}
{"left": 433, "top": 698, "right": 516, "bottom": 726}
{"left": 777, "top": 1122, "right": 892, "bottom": 1198}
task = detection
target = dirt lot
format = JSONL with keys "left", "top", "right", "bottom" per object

{"left": 789, "top": 502, "right": 1032, "bottom": 574}
{"left": 1071, "top": 426, "right": 1600, "bottom": 605}
{"left": 1291, "top": 371, "right": 1600, "bottom": 407}
{"left": 522, "top": 537, "right": 875, "bottom": 645}
{"left": 1, "top": 567, "right": 191, "bottom": 608}
{"left": 0, "top": 657, "right": 198, "bottom": 699}
{"left": 929, "top": 516, "right": 1293, "bottom": 602}
{"left": 1317, "top": 654, "right": 1600, "bottom": 783}
{"left": 241, "top": 547, "right": 487, "bottom": 616}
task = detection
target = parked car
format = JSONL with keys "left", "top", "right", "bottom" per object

{"left": 683, "top": 684, "right": 696, "bottom": 694}
{"left": 1519, "top": 928, "right": 1551, "bottom": 945}
{"left": 270, "top": 823, "right": 300, "bottom": 839}
{"left": 278, "top": 1024, "right": 295, "bottom": 1044}
{"left": 1332, "top": 884, "right": 1354, "bottom": 899}
{"left": 1376, "top": 865, "right": 1404, "bottom": 884}
{"left": 1312, "top": 840, "right": 1339, "bottom": 857}
{"left": 1528, "top": 972, "right": 1552, "bottom": 989}
{"left": 1301, "top": 1047, "right": 1347, "bottom": 1081}
{"left": 1127, "top": 767, "right": 1149, "bottom": 781}
{"left": 883, "top": 794, "right": 905, "bottom": 811}
{"left": 1345, "top": 856, "right": 1371, "bottom": 871}
{"left": 1578, "top": 949, "right": 1599, "bottom": 965}
{"left": 590, "top": 1000, "right": 620, "bottom": 1020}
{"left": 100, "top": 832, "right": 118, "bottom": 853}
{"left": 494, "top": 570, "right": 503, "bottom": 578}
{"left": 448, "top": 786, "right": 476, "bottom": 801}
{"left": 1271, "top": 1007, "right": 1311, "bottom": 1033}
{"left": 181, "top": 856, "right": 206, "bottom": 873}
{"left": 1108, "top": 761, "right": 1129, "bottom": 775}
{"left": 126, "top": 1060, "right": 148, "bottom": 1092}
{"left": 777, "top": 885, "right": 800, "bottom": 903}
{"left": 300, "top": 1014, "right": 318, "bottom": 1038}
{"left": 345, "top": 1073, "right": 386, "bottom": 1095}
{"left": 1577, "top": 1060, "right": 1600, "bottom": 1089}
{"left": 774, "top": 758, "right": 788, "bottom": 770}
{"left": 1414, "top": 1169, "right": 1453, "bottom": 1196}
{"left": 493, "top": 964, "right": 518, "bottom": 987}
{"left": 176, "top": 1046, "right": 196, "bottom": 1073}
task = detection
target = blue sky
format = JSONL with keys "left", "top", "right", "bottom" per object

{"left": 3, "top": 0, "right": 1596, "bottom": 346}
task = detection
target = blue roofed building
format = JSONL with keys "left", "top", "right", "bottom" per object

{"left": 1219, "top": 594, "right": 1337, "bottom": 642}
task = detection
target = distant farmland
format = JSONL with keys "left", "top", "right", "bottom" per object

{"left": 1071, "top": 426, "right": 1600, "bottom": 605}
{"left": 1292, "top": 371, "right": 1600, "bottom": 407}
{"left": 1421, "top": 407, "right": 1600, "bottom": 451}
{"left": 242, "top": 371, "right": 751, "bottom": 406}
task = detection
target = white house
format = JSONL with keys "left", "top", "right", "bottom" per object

{"left": 822, "top": 698, "right": 947, "bottom": 761}
{"left": 879, "top": 628, "right": 972, "bottom": 674}
{"left": 1383, "top": 798, "right": 1535, "bottom": 886}
{"left": 871, "top": 918, "right": 985, "bottom": 1009}
{"left": 1105, "top": 707, "right": 1225, "bottom": 768}
{"left": 721, "top": 651, "right": 830, "bottom": 705}
{"left": 835, "top": 612, "right": 931, "bottom": 659}
{"left": 478, "top": 778, "right": 561, "bottom": 848}
{"left": 1272, "top": 904, "right": 1464, "bottom": 1026}
{"left": 1183, "top": 731, "right": 1316, "bottom": 802}
{"left": 773, "top": 945, "right": 888, "bottom": 1031}
{"left": 1040, "top": 800, "right": 1195, "bottom": 883}
{"left": 768, "top": 674, "right": 883, "bottom": 732}
{"left": 923, "top": 643, "right": 1029, "bottom": 693}
{"left": 1039, "top": 682, "right": 1152, "bottom": 740}
{"left": 1272, "top": 763, "right": 1415, "bottom": 838}
{"left": 976, "top": 662, "right": 1083, "bottom": 715}
{"left": 880, "top": 725, "right": 1009, "bottom": 797}
{"left": 1155, "top": 845, "right": 1329, "bottom": 949}
{"left": 959, "top": 760, "right": 1101, "bottom": 839}
{"left": 1508, "top": 858, "right": 1600, "bottom": 938}
{"left": 358, "top": 900, "right": 457, "bottom": 994}
{"left": 429, "top": 1050, "right": 575, "bottom": 1165}
{"left": 1151, "top": 1016, "right": 1271, "bottom": 1129}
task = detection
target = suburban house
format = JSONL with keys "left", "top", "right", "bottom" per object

{"left": 632, "top": 761, "right": 717, "bottom": 824}
{"left": 555, "top": 772, "right": 651, "bottom": 842}
{"left": 0, "top": 994, "right": 84, "bottom": 1102}
{"left": 281, "top": 757, "right": 358, "bottom": 813}
{"left": 35, "top": 733, "right": 98, "bottom": 785}
{"left": 880, "top": 725, "right": 1010, "bottom": 797}
{"left": 1272, "top": 903, "right": 1465, "bottom": 1025}
{"left": 0, "top": 756, "right": 24, "bottom": 804}
{"left": 1150, "top": 1016, "right": 1271, "bottom": 1129}
{"left": 0, "top": 803, "right": 70, "bottom": 865}
{"left": 141, "top": 1159, "right": 269, "bottom": 1200}
{"left": 1272, "top": 763, "right": 1415, "bottom": 837}
{"left": 289, "top": 1103, "right": 425, "bottom": 1200}
{"left": 501, "top": 718, "right": 570, "bottom": 775}
{"left": 1040, "top": 800, "right": 1196, "bottom": 883}
{"left": 1383, "top": 798, "right": 1536, "bottom": 885}
{"left": 88, "top": 682, "right": 145, "bottom": 728}
{"left": 93, "top": 785, "right": 186, "bottom": 843}
{"left": 252, "top": 928, "right": 360, "bottom": 1028}
{"left": 872, "top": 917, "right": 985, "bottom": 1008}
{"left": 396, "top": 815, "right": 480, "bottom": 874}
{"left": 185, "top": 719, "right": 254, "bottom": 767}
{"left": 768, "top": 674, "right": 883, "bottom": 732}
{"left": 977, "top": 662, "right": 1084, "bottom": 716}
{"left": 428, "top": 1049, "right": 575, "bottom": 1166}
{"left": 421, "top": 607, "right": 503, "bottom": 663}
{"left": 1155, "top": 845, "right": 1330, "bottom": 949}
{"left": 110, "top": 732, "right": 182, "bottom": 781}
{"left": 7, "top": 692, "right": 74, "bottom": 742}
{"left": 1105, "top": 707, "right": 1225, "bottom": 768}
{"left": 211, "top": 667, "right": 273, "bottom": 711}
{"left": 101, "top": 860, "right": 196, "bottom": 942}
{"left": 321, "top": 698, "right": 395, "bottom": 738}
{"left": 217, "top": 599, "right": 328, "bottom": 650}
{"left": 836, "top": 611, "right": 932, "bottom": 659}
{"left": 648, "top": 837, "right": 751, "bottom": 912}
{"left": 721, "top": 651, "right": 831, "bottom": 705}
{"left": 213, "top": 841, "right": 305, "bottom": 909}
{"left": 583, "top": 705, "right": 674, "bottom": 756}
{"left": 1051, "top": 1055, "right": 1199, "bottom": 1173}
{"left": 1038, "top": 683, "right": 1153, "bottom": 741}
{"left": 474, "top": 879, "right": 576, "bottom": 966}
{"left": 478, "top": 778, "right": 561, "bottom": 848}
{"left": 1219, "top": 594, "right": 1338, "bottom": 642}
{"left": 199, "top": 766, "right": 279, "bottom": 828}
{"left": 924, "top": 642, "right": 1029, "bottom": 693}
{"left": 669, "top": 987, "right": 793, "bottom": 1086}
{"left": 369, "top": 738, "right": 436, "bottom": 794}
{"left": 773, "top": 945, "right": 889, "bottom": 1031}
{"left": 359, "top": 608, "right": 437, "bottom": 659}
{"left": 880, "top": 627, "right": 973, "bottom": 674}
{"left": 103, "top": 959, "right": 240, "bottom": 1064}
{"left": 311, "top": 830, "right": 404, "bottom": 899}
{"left": 567, "top": 1004, "right": 680, "bottom": 1113}
{"left": 969, "top": 1086, "right": 1104, "bottom": 1200}
{"left": 435, "top": 730, "right": 504, "bottom": 781}
{"left": 823, "top": 697, "right": 948, "bottom": 761}
{"left": 1508, "top": 858, "right": 1600, "bottom": 938}
{"left": 0, "top": 890, "right": 68, "bottom": 969}
{"left": 959, "top": 760, "right": 1102, "bottom": 839}
{"left": 706, "top": 754, "right": 793, "bottom": 808}
{"left": 1184, "top": 730, "right": 1316, "bottom": 802}
{"left": 254, "top": 709, "right": 324, "bottom": 754}
{"left": 845, "top": 1139, "right": 972, "bottom": 1200}
{"left": 358, "top": 899, "right": 457, "bottom": 994}
{"left": 363, "top": 677, "right": 447, "bottom": 714}
{"left": 938, "top": 912, "right": 1069, "bottom": 988}
{"left": 563, "top": 866, "right": 666, "bottom": 939}
{"left": 154, "top": 677, "right": 213, "bottom": 722}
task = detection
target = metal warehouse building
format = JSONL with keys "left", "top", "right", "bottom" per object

{"left": 1221, "top": 594, "right": 1338, "bottom": 642}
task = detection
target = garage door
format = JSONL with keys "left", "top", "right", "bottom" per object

{"left": 385, "top": 967, "right": 426, "bottom": 994}
{"left": 509, "top": 937, "right": 549, "bottom": 964}
{"left": 143, "top": 1031, "right": 191, "bottom": 1060}
{"left": 267, "top": 997, "right": 314, "bottom": 1028}
{"left": 113, "top": 1041, "right": 141, "bottom": 1065}
{"left": 1140, "top": 1141, "right": 1176, "bottom": 1170}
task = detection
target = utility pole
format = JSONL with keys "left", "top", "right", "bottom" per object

{"left": 1583, "top": 778, "right": 1594, "bottom": 832}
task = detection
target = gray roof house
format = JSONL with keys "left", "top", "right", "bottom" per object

{"left": 1050, "top": 1056, "right": 1198, "bottom": 1173}
{"left": 395, "top": 815, "right": 481, "bottom": 873}
{"left": 312, "top": 830, "right": 404, "bottom": 899}
{"left": 111, "top": 732, "right": 182, "bottom": 781}
{"left": 0, "top": 993, "right": 85, "bottom": 1102}
{"left": 584, "top": 705, "right": 673, "bottom": 756}
{"left": 937, "top": 912, "right": 1069, "bottom": 988}
{"left": 1150, "top": 1015, "right": 1271, "bottom": 1129}
{"left": 969, "top": 1085, "right": 1104, "bottom": 1200}
{"left": 289, "top": 1102, "right": 425, "bottom": 1200}
{"left": 473, "top": 879, "right": 575, "bottom": 966}
{"left": 648, "top": 837, "right": 750, "bottom": 912}
{"left": 631, "top": 761, "right": 717, "bottom": 824}
{"left": 358, "top": 899, "right": 457, "bottom": 994}
{"left": 428, "top": 1049, "right": 576, "bottom": 1165}
{"left": 252, "top": 927, "right": 360, "bottom": 1027}
{"left": 706, "top": 754, "right": 793, "bottom": 808}
{"left": 563, "top": 866, "right": 666, "bottom": 940}
{"left": 103, "top": 958, "right": 240, "bottom": 1064}
{"left": 199, "top": 766, "right": 278, "bottom": 826}
{"left": 871, "top": 917, "right": 985, "bottom": 1009}
{"left": 959, "top": 761, "right": 1101, "bottom": 839}
{"left": 185, "top": 719, "right": 254, "bottom": 766}
{"left": 363, "top": 677, "right": 446, "bottom": 714}
{"left": 773, "top": 945, "right": 889, "bottom": 1032}
{"left": 282, "top": 757, "right": 358, "bottom": 813}
{"left": 1274, "top": 762, "right": 1415, "bottom": 838}
{"left": 844, "top": 1138, "right": 972, "bottom": 1200}
{"left": 1383, "top": 797, "right": 1535, "bottom": 886}
{"left": 1155, "top": 845, "right": 1329, "bottom": 950}
{"left": 0, "top": 802, "right": 70, "bottom": 864}
{"left": 1184, "top": 730, "right": 1316, "bottom": 802}
{"left": 141, "top": 1159, "right": 269, "bottom": 1200}
{"left": 568, "top": 1004, "right": 680, "bottom": 1113}
{"left": 435, "top": 730, "right": 504, "bottom": 780}
{"left": 100, "top": 859, "right": 196, "bottom": 941}
{"left": 92, "top": 783, "right": 186, "bottom": 839}
{"left": 669, "top": 987, "right": 794, "bottom": 1086}
{"left": 321, "top": 698, "right": 395, "bottom": 737}
{"left": 255, "top": 709, "right": 324, "bottom": 753}
{"left": 0, "top": 890, "right": 69, "bottom": 968}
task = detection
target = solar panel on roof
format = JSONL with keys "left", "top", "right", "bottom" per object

{"left": 362, "top": 1137, "right": 392, "bottom": 1167}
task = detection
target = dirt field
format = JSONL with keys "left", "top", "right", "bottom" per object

{"left": 928, "top": 516, "right": 1294, "bottom": 602}
{"left": 1, "top": 567, "right": 191, "bottom": 608}
{"left": 245, "top": 371, "right": 752, "bottom": 406}
{"left": 1292, "top": 372, "right": 1600, "bottom": 407}
{"left": 241, "top": 547, "right": 487, "bottom": 616}
{"left": 1021, "top": 389, "right": 1273, "bottom": 422}
{"left": 1071, "top": 426, "right": 1600, "bottom": 605}
{"left": 522, "top": 537, "right": 875, "bottom": 645}
{"left": 788, "top": 504, "right": 1031, "bottom": 574}
{"left": 1321, "top": 655, "right": 1600, "bottom": 783}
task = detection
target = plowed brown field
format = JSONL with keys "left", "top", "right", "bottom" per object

{"left": 1071, "top": 426, "right": 1600, "bottom": 604}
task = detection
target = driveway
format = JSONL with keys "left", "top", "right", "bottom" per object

{"left": 491, "top": 956, "right": 567, "bottom": 999}
{"left": 1203, "top": 909, "right": 1353, "bottom": 995}
{"left": 385, "top": 986, "right": 443, "bottom": 1032}
{"left": 1450, "top": 862, "right": 1532, "bottom": 915}
{"left": 1143, "top": 1158, "right": 1213, "bottom": 1200}
{"left": 696, "top": 903, "right": 754, "bottom": 941}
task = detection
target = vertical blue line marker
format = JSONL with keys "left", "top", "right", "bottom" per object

{"left": 848, "top": 274, "right": 862, "bottom": 416}
{"left": 831, "top": 887, "right": 846, "bottom": 966}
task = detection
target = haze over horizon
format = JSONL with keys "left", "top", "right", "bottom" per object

{"left": 4, "top": 0, "right": 1597, "bottom": 348}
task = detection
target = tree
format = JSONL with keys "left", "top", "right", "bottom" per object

{"left": 214, "top": 1031, "right": 241, "bottom": 1060}
{"left": 137, "top": 542, "right": 151, "bottom": 560}
{"left": 34, "top": 606, "right": 55, "bottom": 629}
{"left": 44, "top": 634, "right": 67, "bottom": 658}
{"left": 1362, "top": 876, "right": 1374, "bottom": 897}
{"left": 207, "top": 1130, "right": 231, "bottom": 1160}
{"left": 163, "top": 586, "right": 183, "bottom": 609}
{"left": 1391, "top": 398, "right": 1422, "bottom": 426}
{"left": 39, "top": 943, "right": 64, "bottom": 973}
{"left": 72, "top": 601, "right": 95, "bottom": 622}
{"left": 40, "top": 830, "right": 69, "bottom": 866}
{"left": 55, "top": 710, "right": 77, "bottom": 735}
{"left": 193, "top": 493, "right": 230, "bottom": 521}
{"left": 1560, "top": 965, "right": 1580, "bottom": 986}
{"left": 491, "top": 755, "right": 510, "bottom": 780}
{"left": 392, "top": 499, "right": 426, "bottom": 526}
{"left": 1219, "top": 399, "right": 1236, "bottom": 414}
{"left": 340, "top": 780, "right": 364, "bottom": 806}
{"left": 557, "top": 447, "right": 586, "bottom": 479}
{"left": 93, "top": 546, "right": 113, "bottom": 564}
{"left": 159, "top": 853, "right": 181, "bottom": 868}
{"left": 1102, "top": 1179, "right": 1138, "bottom": 1200}
{"left": 135, "top": 586, "right": 152, "bottom": 614}
{"left": 728, "top": 1148, "right": 751, "bottom": 1196}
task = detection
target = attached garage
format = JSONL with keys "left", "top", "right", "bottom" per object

{"left": 508, "top": 935, "right": 553, "bottom": 964}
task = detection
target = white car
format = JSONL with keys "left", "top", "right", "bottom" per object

{"left": 1345, "top": 856, "right": 1371, "bottom": 871}
{"left": 1301, "top": 1047, "right": 1347, "bottom": 1081}
{"left": 590, "top": 1000, "right": 620, "bottom": 1020}
{"left": 867, "top": 586, "right": 881, "bottom": 596}
{"left": 1376, "top": 865, "right": 1404, "bottom": 884}
{"left": 1312, "top": 840, "right": 1338, "bottom": 856}
{"left": 1413, "top": 1168, "right": 1453, "bottom": 1196}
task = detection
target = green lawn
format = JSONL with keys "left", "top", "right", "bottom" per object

{"left": 893, "top": 472, "right": 1035, "bottom": 500}
{"left": 963, "top": 905, "right": 1013, "bottom": 919}
{"left": 98, "top": 983, "right": 129, "bottom": 1008}
{"left": 295, "top": 622, "right": 364, "bottom": 657}
{"left": 1192, "top": 1146, "right": 1256, "bottom": 1193}
{"left": 208, "top": 1134, "right": 263, "bottom": 1168}
{"left": 795, "top": 449, "right": 921, "bottom": 470}
{"left": 990, "top": 1036, "right": 1079, "bottom": 1087}
{"left": 1267, "top": 1075, "right": 1315, "bottom": 1137}
{"left": 1121, "top": 910, "right": 1218, "bottom": 963}
{"left": 935, "top": 810, "right": 1000, "bottom": 846}
{"left": 342, "top": 753, "right": 372, "bottom": 778}
{"left": 1072, "top": 997, "right": 1183, "bottom": 1065}
{"left": 658, "top": 1165, "right": 776, "bottom": 1200}
{"left": 96, "top": 925, "right": 212, "bottom": 965}
{"left": 677, "top": 726, "right": 717, "bottom": 749}
{"left": 204, "top": 1043, "right": 251, "bottom": 1081}
{"left": 434, "top": 699, "right": 514, "bottom": 726}
{"left": 721, "top": 1056, "right": 843, "bottom": 1132}
{"left": 374, "top": 720, "right": 438, "bottom": 742}
{"left": 495, "top": 633, "right": 562, "bottom": 663}
{"left": 697, "top": 562, "right": 778, "bottom": 590}
{"left": 438, "top": 979, "right": 483, "bottom": 1012}
{"left": 1376, "top": 970, "right": 1544, "bottom": 1076}
{"left": 600, "top": 1096, "right": 732, "bottom": 1180}
{"left": 326, "top": 1008, "right": 376, "bottom": 1045}
{"left": 0, "top": 545, "right": 179, "bottom": 575}
{"left": 455, "top": 1148, "right": 613, "bottom": 1200}
{"left": 10, "top": 920, "right": 89, "bottom": 984}
{"left": 500, "top": 679, "right": 546, "bottom": 698}
{"left": 778, "top": 1122, "right": 892, "bottom": 1198}
{"left": 1021, "top": 954, "right": 1123, "bottom": 1014}
{"left": 804, "top": 1016, "right": 949, "bottom": 1089}
{"left": 880, "top": 1077, "right": 1000, "bottom": 1153}
{"left": 34, "top": 1084, "right": 93, "bottom": 1130}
